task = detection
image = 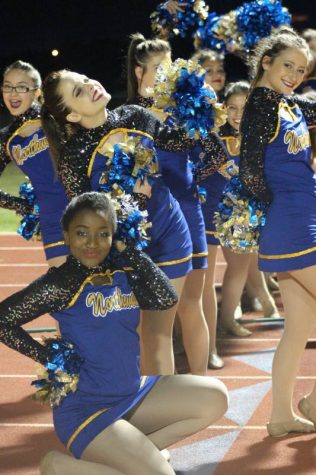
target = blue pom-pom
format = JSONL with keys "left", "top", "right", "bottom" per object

{"left": 214, "top": 176, "right": 267, "bottom": 253}
{"left": 31, "top": 338, "right": 84, "bottom": 406}
{"left": 17, "top": 182, "right": 41, "bottom": 241}
{"left": 235, "top": 0, "right": 291, "bottom": 52}
{"left": 166, "top": 67, "right": 216, "bottom": 138}
{"left": 196, "top": 12, "right": 227, "bottom": 52}
{"left": 151, "top": 0, "right": 207, "bottom": 38}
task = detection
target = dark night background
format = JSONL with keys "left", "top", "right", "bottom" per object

{"left": 0, "top": 0, "right": 315, "bottom": 106}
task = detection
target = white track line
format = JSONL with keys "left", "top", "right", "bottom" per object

{"left": 0, "top": 232, "right": 20, "bottom": 235}
{"left": 0, "top": 263, "right": 47, "bottom": 267}
{"left": 0, "top": 375, "right": 314, "bottom": 381}
{"left": 0, "top": 375, "right": 35, "bottom": 378}
{"left": 0, "top": 247, "right": 43, "bottom": 250}
{"left": 0, "top": 423, "right": 53, "bottom": 428}
{"left": 0, "top": 284, "right": 29, "bottom": 287}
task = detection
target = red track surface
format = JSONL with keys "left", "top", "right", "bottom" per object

{"left": 1, "top": 234, "right": 315, "bottom": 475}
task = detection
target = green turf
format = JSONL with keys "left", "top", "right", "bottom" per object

{"left": 0, "top": 162, "right": 26, "bottom": 232}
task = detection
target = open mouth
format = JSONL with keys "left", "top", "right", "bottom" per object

{"left": 93, "top": 88, "right": 104, "bottom": 102}
{"left": 282, "top": 80, "right": 295, "bottom": 89}
{"left": 9, "top": 100, "right": 22, "bottom": 109}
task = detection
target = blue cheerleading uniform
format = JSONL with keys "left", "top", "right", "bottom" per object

{"left": 240, "top": 87, "right": 316, "bottom": 271}
{"left": 145, "top": 104, "right": 207, "bottom": 270}
{"left": 89, "top": 129, "right": 192, "bottom": 278}
{"left": 58, "top": 105, "right": 227, "bottom": 278}
{"left": 191, "top": 123, "right": 239, "bottom": 246}
{"left": 52, "top": 269, "right": 158, "bottom": 457}
{"left": 134, "top": 97, "right": 228, "bottom": 269}
{"left": 0, "top": 247, "right": 178, "bottom": 458}
{"left": 0, "top": 106, "right": 69, "bottom": 259}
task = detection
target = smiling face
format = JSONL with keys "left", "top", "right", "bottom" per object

{"left": 201, "top": 58, "right": 226, "bottom": 92}
{"left": 137, "top": 51, "right": 170, "bottom": 97}
{"left": 2, "top": 69, "right": 40, "bottom": 116}
{"left": 57, "top": 71, "right": 111, "bottom": 125}
{"left": 260, "top": 47, "right": 308, "bottom": 94}
{"left": 226, "top": 93, "right": 247, "bottom": 132}
{"left": 64, "top": 208, "right": 113, "bottom": 268}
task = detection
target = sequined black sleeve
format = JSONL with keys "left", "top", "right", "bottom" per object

{"left": 292, "top": 95, "right": 316, "bottom": 127}
{"left": 194, "top": 133, "right": 228, "bottom": 182}
{"left": 133, "top": 105, "right": 229, "bottom": 179}
{"left": 58, "top": 142, "right": 93, "bottom": 199}
{"left": 239, "top": 88, "right": 281, "bottom": 202}
{"left": 122, "top": 246, "right": 178, "bottom": 310}
{"left": 117, "top": 104, "right": 194, "bottom": 153}
{"left": 0, "top": 190, "right": 32, "bottom": 214}
{"left": 58, "top": 104, "right": 225, "bottom": 197}
{"left": 0, "top": 258, "right": 89, "bottom": 364}
{"left": 0, "top": 126, "right": 11, "bottom": 175}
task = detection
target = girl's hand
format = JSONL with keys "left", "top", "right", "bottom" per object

{"left": 164, "top": 1, "right": 187, "bottom": 14}
{"left": 133, "top": 177, "right": 152, "bottom": 198}
{"left": 115, "top": 240, "right": 127, "bottom": 253}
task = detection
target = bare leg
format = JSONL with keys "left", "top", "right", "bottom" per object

{"left": 141, "top": 276, "right": 186, "bottom": 375}
{"left": 202, "top": 245, "right": 218, "bottom": 354}
{"left": 269, "top": 270, "right": 316, "bottom": 428}
{"left": 245, "top": 253, "right": 279, "bottom": 317}
{"left": 40, "top": 450, "right": 124, "bottom": 475}
{"left": 41, "top": 421, "right": 176, "bottom": 475}
{"left": 177, "top": 269, "right": 209, "bottom": 375}
{"left": 201, "top": 245, "right": 224, "bottom": 368}
{"left": 128, "top": 374, "right": 228, "bottom": 448}
{"left": 265, "top": 272, "right": 279, "bottom": 291}
{"left": 284, "top": 266, "right": 316, "bottom": 413}
{"left": 219, "top": 248, "right": 251, "bottom": 337}
{"left": 40, "top": 375, "right": 228, "bottom": 475}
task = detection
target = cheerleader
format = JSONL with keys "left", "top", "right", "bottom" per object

{"left": 0, "top": 192, "right": 228, "bottom": 474}
{"left": 40, "top": 69, "right": 228, "bottom": 376}
{"left": 192, "top": 50, "right": 226, "bottom": 102}
{"left": 0, "top": 61, "right": 69, "bottom": 266}
{"left": 127, "top": 33, "right": 214, "bottom": 375}
{"left": 199, "top": 81, "right": 279, "bottom": 343}
{"left": 239, "top": 28, "right": 316, "bottom": 436}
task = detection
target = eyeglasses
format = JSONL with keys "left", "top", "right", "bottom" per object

{"left": 1, "top": 85, "right": 37, "bottom": 94}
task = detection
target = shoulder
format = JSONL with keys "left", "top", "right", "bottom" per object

{"left": 35, "top": 258, "right": 87, "bottom": 297}
{"left": 247, "top": 87, "right": 282, "bottom": 111}
{"left": 112, "top": 104, "right": 146, "bottom": 121}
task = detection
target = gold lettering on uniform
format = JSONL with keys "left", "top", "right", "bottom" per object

{"left": 284, "top": 130, "right": 311, "bottom": 155}
{"left": 86, "top": 288, "right": 138, "bottom": 317}
{"left": 11, "top": 134, "right": 49, "bottom": 165}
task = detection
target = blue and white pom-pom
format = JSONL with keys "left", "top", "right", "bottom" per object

{"left": 17, "top": 182, "right": 41, "bottom": 241}
{"left": 109, "top": 193, "right": 151, "bottom": 252}
{"left": 152, "top": 58, "right": 226, "bottom": 139}
{"left": 196, "top": 0, "right": 291, "bottom": 55}
{"left": 32, "top": 338, "right": 84, "bottom": 406}
{"left": 98, "top": 137, "right": 157, "bottom": 195}
{"left": 214, "top": 176, "right": 267, "bottom": 253}
{"left": 235, "top": 0, "right": 291, "bottom": 53}
{"left": 150, "top": 0, "right": 208, "bottom": 38}
{"left": 96, "top": 136, "right": 154, "bottom": 251}
{"left": 195, "top": 12, "right": 227, "bottom": 53}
